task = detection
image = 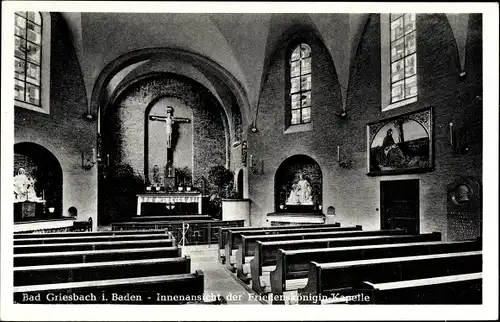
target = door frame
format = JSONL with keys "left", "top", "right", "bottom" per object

{"left": 380, "top": 179, "right": 420, "bottom": 234}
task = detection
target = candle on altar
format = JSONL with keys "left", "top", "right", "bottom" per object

{"left": 449, "top": 122, "right": 454, "bottom": 146}
{"left": 337, "top": 146, "right": 340, "bottom": 162}
{"left": 92, "top": 148, "right": 96, "bottom": 163}
{"left": 106, "top": 154, "right": 110, "bottom": 167}
{"left": 250, "top": 154, "right": 253, "bottom": 167}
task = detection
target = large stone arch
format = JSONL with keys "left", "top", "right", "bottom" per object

{"left": 90, "top": 47, "right": 251, "bottom": 141}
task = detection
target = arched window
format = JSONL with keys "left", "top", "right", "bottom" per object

{"left": 381, "top": 13, "right": 417, "bottom": 111}
{"left": 390, "top": 13, "right": 417, "bottom": 103}
{"left": 14, "top": 11, "right": 43, "bottom": 107}
{"left": 289, "top": 43, "right": 312, "bottom": 125}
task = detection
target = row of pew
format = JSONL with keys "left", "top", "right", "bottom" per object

{"left": 111, "top": 215, "right": 245, "bottom": 245}
{"left": 13, "top": 230, "right": 210, "bottom": 304}
{"left": 218, "top": 224, "right": 482, "bottom": 304}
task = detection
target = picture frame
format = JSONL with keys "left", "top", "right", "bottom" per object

{"left": 367, "top": 107, "right": 433, "bottom": 176}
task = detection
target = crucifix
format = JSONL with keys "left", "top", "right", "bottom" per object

{"left": 149, "top": 106, "right": 191, "bottom": 176}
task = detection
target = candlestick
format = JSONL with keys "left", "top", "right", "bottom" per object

{"left": 92, "top": 148, "right": 96, "bottom": 163}
{"left": 337, "top": 146, "right": 340, "bottom": 162}
{"left": 106, "top": 154, "right": 110, "bottom": 167}
{"left": 449, "top": 122, "right": 454, "bottom": 147}
{"left": 250, "top": 154, "right": 253, "bottom": 167}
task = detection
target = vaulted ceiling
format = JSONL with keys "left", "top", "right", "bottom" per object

{"left": 59, "top": 12, "right": 472, "bottom": 122}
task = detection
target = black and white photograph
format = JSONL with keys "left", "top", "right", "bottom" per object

{"left": 1, "top": 1, "right": 498, "bottom": 321}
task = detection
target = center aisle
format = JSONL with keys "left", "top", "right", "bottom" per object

{"left": 181, "top": 245, "right": 262, "bottom": 304}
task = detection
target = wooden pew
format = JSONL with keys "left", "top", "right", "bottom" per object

{"left": 14, "top": 239, "right": 175, "bottom": 254}
{"left": 14, "top": 256, "right": 191, "bottom": 286}
{"left": 220, "top": 223, "right": 343, "bottom": 265}
{"left": 130, "top": 215, "right": 212, "bottom": 222}
{"left": 298, "top": 250, "right": 482, "bottom": 304}
{"left": 250, "top": 233, "right": 442, "bottom": 291}
{"left": 235, "top": 229, "right": 408, "bottom": 278}
{"left": 14, "top": 246, "right": 182, "bottom": 267}
{"left": 14, "top": 270, "right": 204, "bottom": 304}
{"left": 111, "top": 219, "right": 245, "bottom": 245}
{"left": 359, "top": 272, "right": 482, "bottom": 304}
{"left": 217, "top": 223, "right": 341, "bottom": 263}
{"left": 14, "top": 230, "right": 168, "bottom": 239}
{"left": 225, "top": 225, "right": 361, "bottom": 270}
{"left": 266, "top": 239, "right": 480, "bottom": 296}
{"left": 14, "top": 233, "right": 172, "bottom": 245}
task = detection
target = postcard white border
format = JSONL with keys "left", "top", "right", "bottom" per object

{"left": 1, "top": 2, "right": 498, "bottom": 321}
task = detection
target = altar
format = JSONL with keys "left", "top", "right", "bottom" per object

{"left": 14, "top": 200, "right": 45, "bottom": 221}
{"left": 136, "top": 192, "right": 203, "bottom": 216}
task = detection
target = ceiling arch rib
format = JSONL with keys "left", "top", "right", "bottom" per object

{"left": 80, "top": 12, "right": 249, "bottom": 111}
{"left": 91, "top": 48, "right": 252, "bottom": 146}
{"left": 446, "top": 13, "right": 470, "bottom": 72}
{"left": 208, "top": 13, "right": 271, "bottom": 116}
{"left": 106, "top": 58, "right": 224, "bottom": 118}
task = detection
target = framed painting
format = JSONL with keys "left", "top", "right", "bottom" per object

{"left": 367, "top": 107, "right": 433, "bottom": 176}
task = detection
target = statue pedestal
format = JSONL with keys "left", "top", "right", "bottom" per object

{"left": 266, "top": 212, "right": 326, "bottom": 226}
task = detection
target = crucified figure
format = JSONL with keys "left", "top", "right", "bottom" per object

{"left": 149, "top": 106, "right": 191, "bottom": 150}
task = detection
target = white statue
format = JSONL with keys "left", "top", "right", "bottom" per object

{"left": 14, "top": 168, "right": 40, "bottom": 202}
{"left": 286, "top": 173, "right": 313, "bottom": 205}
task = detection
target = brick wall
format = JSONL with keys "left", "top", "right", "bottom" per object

{"left": 100, "top": 74, "right": 228, "bottom": 222}
{"left": 14, "top": 13, "right": 97, "bottom": 229}
{"left": 248, "top": 14, "right": 482, "bottom": 240}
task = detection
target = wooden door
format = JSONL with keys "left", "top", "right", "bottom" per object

{"left": 381, "top": 180, "right": 420, "bottom": 234}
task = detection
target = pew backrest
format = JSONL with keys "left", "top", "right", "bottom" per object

{"left": 14, "top": 233, "right": 172, "bottom": 245}
{"left": 14, "top": 256, "right": 191, "bottom": 286}
{"left": 242, "top": 229, "right": 407, "bottom": 256}
{"left": 229, "top": 225, "right": 359, "bottom": 251}
{"left": 299, "top": 250, "right": 482, "bottom": 302}
{"left": 218, "top": 223, "right": 341, "bottom": 250}
{"left": 14, "top": 239, "right": 175, "bottom": 254}
{"left": 269, "top": 239, "right": 480, "bottom": 295}
{"left": 14, "top": 246, "right": 182, "bottom": 266}
{"left": 14, "top": 270, "right": 204, "bottom": 304}
{"left": 14, "top": 230, "right": 168, "bottom": 239}
{"left": 361, "top": 272, "right": 482, "bottom": 304}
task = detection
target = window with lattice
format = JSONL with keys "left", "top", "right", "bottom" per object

{"left": 14, "top": 11, "right": 42, "bottom": 106}
{"left": 389, "top": 13, "right": 417, "bottom": 104}
{"left": 289, "top": 43, "right": 312, "bottom": 125}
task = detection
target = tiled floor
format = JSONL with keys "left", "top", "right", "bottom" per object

{"left": 182, "top": 245, "right": 262, "bottom": 304}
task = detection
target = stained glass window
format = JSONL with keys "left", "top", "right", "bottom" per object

{"left": 14, "top": 11, "right": 42, "bottom": 106}
{"left": 289, "top": 43, "right": 312, "bottom": 125}
{"left": 390, "top": 13, "right": 417, "bottom": 103}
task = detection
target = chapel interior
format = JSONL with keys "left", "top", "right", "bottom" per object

{"left": 12, "top": 12, "right": 484, "bottom": 305}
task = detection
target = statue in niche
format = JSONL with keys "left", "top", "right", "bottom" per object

{"left": 286, "top": 172, "right": 313, "bottom": 205}
{"left": 14, "top": 168, "right": 41, "bottom": 202}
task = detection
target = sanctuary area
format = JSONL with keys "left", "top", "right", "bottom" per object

{"left": 10, "top": 10, "right": 484, "bottom": 306}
